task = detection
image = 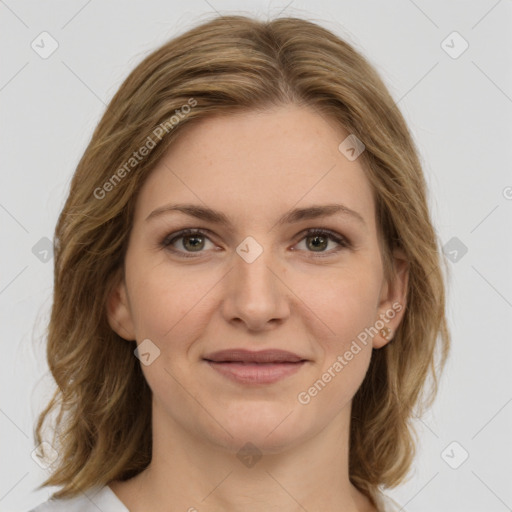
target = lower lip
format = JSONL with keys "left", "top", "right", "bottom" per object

{"left": 205, "top": 361, "right": 306, "bottom": 384}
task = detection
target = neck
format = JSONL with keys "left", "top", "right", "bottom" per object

{"left": 110, "top": 401, "right": 375, "bottom": 512}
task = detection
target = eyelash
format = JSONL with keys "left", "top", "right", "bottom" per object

{"left": 160, "top": 228, "right": 351, "bottom": 259}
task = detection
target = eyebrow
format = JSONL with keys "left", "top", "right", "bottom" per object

{"left": 145, "top": 203, "right": 366, "bottom": 228}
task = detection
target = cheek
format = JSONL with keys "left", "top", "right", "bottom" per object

{"left": 303, "top": 276, "right": 377, "bottom": 410}
{"left": 300, "top": 260, "right": 381, "bottom": 393}
{"left": 125, "top": 256, "right": 215, "bottom": 343}
{"left": 304, "top": 262, "right": 381, "bottom": 339}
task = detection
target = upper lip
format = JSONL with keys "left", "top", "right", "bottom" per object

{"left": 203, "top": 349, "right": 306, "bottom": 363}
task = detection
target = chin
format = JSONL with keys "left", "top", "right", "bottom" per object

{"left": 205, "top": 402, "right": 312, "bottom": 455}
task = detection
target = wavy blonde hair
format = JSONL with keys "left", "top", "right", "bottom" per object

{"left": 34, "top": 14, "right": 450, "bottom": 505}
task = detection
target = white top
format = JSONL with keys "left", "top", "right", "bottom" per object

{"left": 29, "top": 486, "right": 128, "bottom": 512}
{"left": 29, "top": 484, "right": 402, "bottom": 512}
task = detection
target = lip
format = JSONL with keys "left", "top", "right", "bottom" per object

{"left": 204, "top": 349, "right": 304, "bottom": 363}
{"left": 203, "top": 349, "right": 308, "bottom": 385}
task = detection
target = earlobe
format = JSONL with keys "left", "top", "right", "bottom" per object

{"left": 106, "top": 277, "right": 136, "bottom": 341}
{"left": 373, "top": 248, "right": 409, "bottom": 349}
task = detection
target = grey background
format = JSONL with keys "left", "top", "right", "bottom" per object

{"left": 1, "top": 1, "right": 511, "bottom": 511}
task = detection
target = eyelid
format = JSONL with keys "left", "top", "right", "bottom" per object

{"left": 160, "top": 228, "right": 217, "bottom": 257}
{"left": 160, "top": 227, "right": 352, "bottom": 258}
{"left": 296, "top": 228, "right": 351, "bottom": 250}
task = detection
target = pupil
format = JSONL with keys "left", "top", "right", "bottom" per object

{"left": 184, "top": 235, "right": 204, "bottom": 251}
{"left": 309, "top": 235, "right": 327, "bottom": 251}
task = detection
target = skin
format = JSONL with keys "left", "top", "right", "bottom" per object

{"left": 107, "top": 104, "right": 408, "bottom": 512}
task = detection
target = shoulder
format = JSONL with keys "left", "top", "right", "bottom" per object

{"left": 27, "top": 485, "right": 129, "bottom": 512}
{"left": 373, "top": 490, "right": 402, "bottom": 512}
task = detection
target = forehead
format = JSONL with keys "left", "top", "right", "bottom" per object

{"left": 135, "top": 105, "right": 376, "bottom": 231}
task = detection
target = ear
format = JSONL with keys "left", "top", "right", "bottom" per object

{"left": 106, "top": 274, "right": 136, "bottom": 341}
{"left": 373, "top": 248, "right": 409, "bottom": 349}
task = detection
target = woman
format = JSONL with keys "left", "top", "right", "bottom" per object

{"left": 30, "top": 14, "right": 450, "bottom": 512}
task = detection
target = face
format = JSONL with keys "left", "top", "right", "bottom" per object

{"left": 108, "top": 104, "right": 408, "bottom": 454}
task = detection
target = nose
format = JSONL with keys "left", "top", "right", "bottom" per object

{"left": 220, "top": 244, "right": 290, "bottom": 332}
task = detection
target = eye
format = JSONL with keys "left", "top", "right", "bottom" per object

{"left": 161, "top": 229, "right": 215, "bottom": 257}
{"left": 161, "top": 228, "right": 351, "bottom": 258}
{"left": 293, "top": 228, "right": 351, "bottom": 257}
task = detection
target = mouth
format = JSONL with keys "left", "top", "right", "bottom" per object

{"left": 203, "top": 349, "right": 308, "bottom": 385}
